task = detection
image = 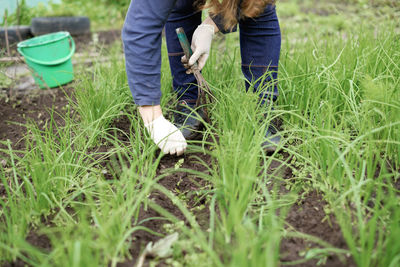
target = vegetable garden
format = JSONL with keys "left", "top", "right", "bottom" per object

{"left": 1, "top": 0, "right": 399, "bottom": 266}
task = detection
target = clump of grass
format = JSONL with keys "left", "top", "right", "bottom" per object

{"left": 279, "top": 24, "right": 400, "bottom": 265}
{"left": 0, "top": 141, "right": 44, "bottom": 264}
{"left": 41, "top": 131, "right": 163, "bottom": 266}
{"left": 0, "top": 45, "right": 162, "bottom": 265}
{"left": 71, "top": 47, "right": 131, "bottom": 147}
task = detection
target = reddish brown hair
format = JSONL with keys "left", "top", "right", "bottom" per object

{"left": 199, "top": 0, "right": 276, "bottom": 30}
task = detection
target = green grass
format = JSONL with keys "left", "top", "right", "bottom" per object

{"left": 278, "top": 25, "right": 400, "bottom": 266}
{"left": 1, "top": 0, "right": 128, "bottom": 30}
{"left": 1, "top": 1, "right": 400, "bottom": 266}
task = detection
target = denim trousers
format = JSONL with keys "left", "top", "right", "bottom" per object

{"left": 164, "top": 1, "right": 281, "bottom": 105}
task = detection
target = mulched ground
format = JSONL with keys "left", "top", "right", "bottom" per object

{"left": 0, "top": 29, "right": 354, "bottom": 267}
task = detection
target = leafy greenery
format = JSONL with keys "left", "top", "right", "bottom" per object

{"left": 1, "top": 0, "right": 128, "bottom": 30}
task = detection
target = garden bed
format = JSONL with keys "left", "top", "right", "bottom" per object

{"left": 0, "top": 85, "right": 354, "bottom": 266}
{"left": 1, "top": 1, "right": 399, "bottom": 266}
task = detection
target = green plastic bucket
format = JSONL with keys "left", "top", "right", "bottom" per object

{"left": 17, "top": 31, "right": 75, "bottom": 89}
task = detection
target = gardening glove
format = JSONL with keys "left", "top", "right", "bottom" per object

{"left": 186, "top": 24, "right": 214, "bottom": 71}
{"left": 144, "top": 115, "right": 187, "bottom": 156}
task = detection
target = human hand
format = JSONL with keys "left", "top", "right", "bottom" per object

{"left": 180, "top": 55, "right": 192, "bottom": 74}
{"left": 186, "top": 24, "right": 214, "bottom": 71}
{"left": 144, "top": 115, "right": 187, "bottom": 156}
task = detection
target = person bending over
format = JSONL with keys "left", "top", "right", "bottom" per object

{"left": 122, "top": 0, "right": 281, "bottom": 156}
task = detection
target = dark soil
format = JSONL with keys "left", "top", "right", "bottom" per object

{"left": 281, "top": 191, "right": 355, "bottom": 267}
{"left": 264, "top": 156, "right": 353, "bottom": 266}
{"left": 0, "top": 88, "right": 72, "bottom": 152}
{"left": 126, "top": 152, "right": 212, "bottom": 265}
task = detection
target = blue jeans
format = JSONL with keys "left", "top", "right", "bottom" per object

{"left": 165, "top": 1, "right": 281, "bottom": 105}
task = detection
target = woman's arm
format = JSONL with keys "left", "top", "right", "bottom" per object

{"left": 122, "top": 0, "right": 177, "bottom": 107}
{"left": 122, "top": 0, "right": 187, "bottom": 156}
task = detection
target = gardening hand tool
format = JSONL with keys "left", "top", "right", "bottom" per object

{"left": 144, "top": 115, "right": 187, "bottom": 156}
{"left": 176, "top": 27, "right": 214, "bottom": 123}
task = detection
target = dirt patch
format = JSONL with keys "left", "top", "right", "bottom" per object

{"left": 261, "top": 154, "right": 354, "bottom": 266}
{"left": 26, "top": 231, "right": 52, "bottom": 252}
{"left": 395, "top": 174, "right": 400, "bottom": 191}
{"left": 281, "top": 191, "right": 355, "bottom": 267}
{"left": 0, "top": 88, "right": 72, "bottom": 152}
{"left": 0, "top": 231, "right": 51, "bottom": 267}
{"left": 1, "top": 259, "right": 25, "bottom": 267}
{"left": 127, "top": 152, "right": 212, "bottom": 262}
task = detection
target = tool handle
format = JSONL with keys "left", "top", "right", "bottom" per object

{"left": 176, "top": 27, "right": 198, "bottom": 67}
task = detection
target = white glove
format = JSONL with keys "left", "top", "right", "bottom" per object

{"left": 188, "top": 24, "right": 215, "bottom": 70}
{"left": 144, "top": 115, "right": 187, "bottom": 156}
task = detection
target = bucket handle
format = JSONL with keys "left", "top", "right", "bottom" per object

{"left": 18, "top": 35, "right": 75, "bottom": 66}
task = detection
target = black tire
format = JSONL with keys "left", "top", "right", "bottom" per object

{"left": 31, "top": 16, "right": 91, "bottom": 36}
{"left": 0, "top": 25, "right": 32, "bottom": 46}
